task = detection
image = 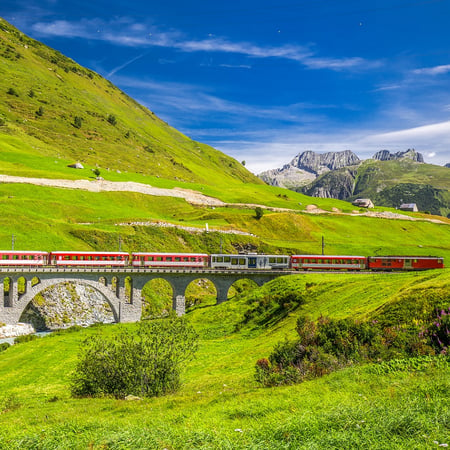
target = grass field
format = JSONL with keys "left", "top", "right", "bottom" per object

{"left": 0, "top": 270, "right": 448, "bottom": 449}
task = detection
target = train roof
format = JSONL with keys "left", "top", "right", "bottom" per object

{"left": 50, "top": 251, "right": 129, "bottom": 255}
{"left": 368, "top": 255, "right": 443, "bottom": 259}
{"left": 132, "top": 252, "right": 209, "bottom": 256}
{"left": 0, "top": 250, "right": 48, "bottom": 254}
{"left": 292, "top": 254, "right": 366, "bottom": 259}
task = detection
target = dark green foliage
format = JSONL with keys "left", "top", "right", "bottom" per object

{"left": 255, "top": 312, "right": 442, "bottom": 387}
{"left": 73, "top": 116, "right": 83, "bottom": 129}
{"left": 92, "top": 168, "right": 101, "bottom": 177}
{"left": 0, "top": 342, "right": 10, "bottom": 352}
{"left": 107, "top": 114, "right": 117, "bottom": 126}
{"left": 375, "top": 183, "right": 446, "bottom": 215}
{"left": 28, "top": 89, "right": 35, "bottom": 98}
{"left": 70, "top": 317, "right": 198, "bottom": 398}
{"left": 255, "top": 207, "right": 264, "bottom": 220}
{"left": 7, "top": 87, "right": 18, "bottom": 97}
{"left": 35, "top": 106, "right": 44, "bottom": 117}
{"left": 0, "top": 117, "right": 5, "bottom": 126}
{"left": 14, "top": 334, "right": 38, "bottom": 344}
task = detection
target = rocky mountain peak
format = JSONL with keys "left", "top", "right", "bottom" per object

{"left": 289, "top": 150, "right": 361, "bottom": 175}
{"left": 372, "top": 149, "right": 424, "bottom": 163}
{"left": 258, "top": 150, "right": 360, "bottom": 189}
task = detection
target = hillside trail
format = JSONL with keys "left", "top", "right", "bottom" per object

{"left": 0, "top": 174, "right": 446, "bottom": 224}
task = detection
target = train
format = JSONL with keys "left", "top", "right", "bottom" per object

{"left": 0, "top": 250, "right": 445, "bottom": 271}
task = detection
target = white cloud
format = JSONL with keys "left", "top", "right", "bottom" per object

{"left": 413, "top": 64, "right": 450, "bottom": 75}
{"left": 214, "top": 121, "right": 450, "bottom": 173}
{"left": 31, "top": 18, "right": 379, "bottom": 72}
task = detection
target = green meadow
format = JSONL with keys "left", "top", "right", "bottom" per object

{"left": 0, "top": 270, "right": 449, "bottom": 449}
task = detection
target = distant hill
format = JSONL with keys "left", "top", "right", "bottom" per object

{"left": 0, "top": 18, "right": 260, "bottom": 187}
{"left": 260, "top": 149, "right": 450, "bottom": 217}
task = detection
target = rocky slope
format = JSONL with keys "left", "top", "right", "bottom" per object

{"left": 259, "top": 150, "right": 360, "bottom": 188}
{"left": 373, "top": 149, "right": 424, "bottom": 163}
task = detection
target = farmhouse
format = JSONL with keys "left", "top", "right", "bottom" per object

{"left": 399, "top": 203, "right": 418, "bottom": 212}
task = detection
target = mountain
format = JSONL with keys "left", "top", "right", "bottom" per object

{"left": 259, "top": 150, "right": 360, "bottom": 188}
{"left": 0, "top": 18, "right": 260, "bottom": 187}
{"left": 303, "top": 157, "right": 450, "bottom": 216}
{"left": 373, "top": 149, "right": 424, "bottom": 163}
{"left": 260, "top": 149, "right": 449, "bottom": 216}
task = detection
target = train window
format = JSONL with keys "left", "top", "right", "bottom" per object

{"left": 2, "top": 255, "right": 8, "bottom": 260}
{"left": 311, "top": 259, "right": 316, "bottom": 263}
{"left": 269, "top": 257, "right": 275, "bottom": 263}
{"left": 166, "top": 257, "right": 172, "bottom": 262}
{"left": 156, "top": 256, "right": 162, "bottom": 261}
{"left": 239, "top": 258, "right": 246, "bottom": 265}
{"left": 276, "top": 257, "right": 284, "bottom": 263}
{"left": 175, "top": 257, "right": 181, "bottom": 262}
{"left": 224, "top": 256, "right": 230, "bottom": 262}
{"left": 231, "top": 258, "right": 238, "bottom": 265}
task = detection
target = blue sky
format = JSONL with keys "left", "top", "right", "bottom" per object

{"left": 1, "top": 0, "right": 450, "bottom": 172}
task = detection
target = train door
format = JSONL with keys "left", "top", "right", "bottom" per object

{"left": 404, "top": 259, "right": 412, "bottom": 270}
{"left": 248, "top": 257, "right": 257, "bottom": 268}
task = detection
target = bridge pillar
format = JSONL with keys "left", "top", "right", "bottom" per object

{"left": 173, "top": 295, "right": 185, "bottom": 316}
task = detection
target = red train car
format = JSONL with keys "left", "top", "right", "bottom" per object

{"left": 367, "top": 256, "right": 444, "bottom": 271}
{"left": 131, "top": 252, "right": 209, "bottom": 268}
{"left": 0, "top": 251, "right": 49, "bottom": 266}
{"left": 291, "top": 255, "right": 367, "bottom": 271}
{"left": 50, "top": 251, "right": 129, "bottom": 267}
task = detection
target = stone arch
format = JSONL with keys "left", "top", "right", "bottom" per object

{"left": 185, "top": 277, "right": 218, "bottom": 309}
{"left": 227, "top": 278, "right": 261, "bottom": 300}
{"left": 141, "top": 278, "right": 174, "bottom": 318}
{"left": 12, "top": 278, "right": 122, "bottom": 325}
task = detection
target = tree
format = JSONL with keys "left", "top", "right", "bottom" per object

{"left": 70, "top": 317, "right": 198, "bottom": 398}
{"left": 255, "top": 207, "right": 264, "bottom": 220}
{"left": 92, "top": 168, "right": 101, "bottom": 177}
{"left": 241, "top": 160, "right": 246, "bottom": 166}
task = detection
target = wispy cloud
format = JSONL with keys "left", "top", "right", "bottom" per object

{"left": 31, "top": 18, "right": 379, "bottom": 72}
{"left": 413, "top": 64, "right": 450, "bottom": 75}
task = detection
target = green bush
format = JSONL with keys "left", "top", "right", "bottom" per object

{"left": 14, "top": 334, "right": 38, "bottom": 344}
{"left": 0, "top": 342, "right": 10, "bottom": 352}
{"left": 70, "top": 317, "right": 198, "bottom": 398}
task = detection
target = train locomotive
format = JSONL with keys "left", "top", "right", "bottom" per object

{"left": 0, "top": 250, "right": 444, "bottom": 271}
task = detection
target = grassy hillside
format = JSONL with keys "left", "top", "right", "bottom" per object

{"left": 0, "top": 18, "right": 258, "bottom": 186}
{"left": 0, "top": 270, "right": 448, "bottom": 448}
{"left": 1, "top": 183, "right": 449, "bottom": 261}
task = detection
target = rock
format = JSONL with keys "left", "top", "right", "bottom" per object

{"left": 67, "top": 162, "right": 84, "bottom": 169}
{"left": 19, "top": 282, "right": 115, "bottom": 331}
{"left": 124, "top": 395, "right": 142, "bottom": 401}
{"left": 372, "top": 149, "right": 424, "bottom": 163}
{"left": 259, "top": 150, "right": 360, "bottom": 188}
{"left": 0, "top": 323, "right": 35, "bottom": 338}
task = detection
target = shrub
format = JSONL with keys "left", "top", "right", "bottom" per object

{"left": 0, "top": 342, "right": 10, "bottom": 352}
{"left": 107, "top": 114, "right": 117, "bottom": 125}
{"left": 255, "top": 207, "right": 264, "bottom": 220}
{"left": 35, "top": 106, "right": 44, "bottom": 117}
{"left": 70, "top": 317, "right": 198, "bottom": 398}
{"left": 14, "top": 334, "right": 38, "bottom": 344}
{"left": 73, "top": 116, "right": 83, "bottom": 129}
{"left": 6, "top": 87, "right": 18, "bottom": 97}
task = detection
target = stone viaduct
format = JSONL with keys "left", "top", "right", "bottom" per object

{"left": 0, "top": 267, "right": 294, "bottom": 325}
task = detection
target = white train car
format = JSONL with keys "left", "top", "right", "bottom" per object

{"left": 210, "top": 254, "right": 290, "bottom": 270}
